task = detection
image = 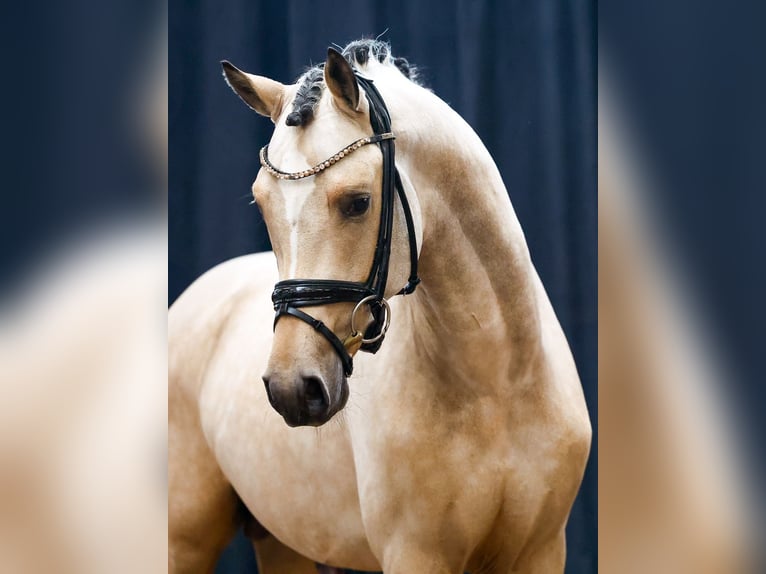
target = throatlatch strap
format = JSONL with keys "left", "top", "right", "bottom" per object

{"left": 394, "top": 170, "right": 421, "bottom": 295}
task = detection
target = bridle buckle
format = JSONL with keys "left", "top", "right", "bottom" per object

{"left": 342, "top": 331, "right": 364, "bottom": 355}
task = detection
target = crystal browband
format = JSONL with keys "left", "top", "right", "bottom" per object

{"left": 259, "top": 132, "right": 395, "bottom": 180}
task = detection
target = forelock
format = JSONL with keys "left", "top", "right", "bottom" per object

{"left": 284, "top": 67, "right": 324, "bottom": 127}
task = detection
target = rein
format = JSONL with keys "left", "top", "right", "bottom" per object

{"left": 260, "top": 72, "right": 420, "bottom": 377}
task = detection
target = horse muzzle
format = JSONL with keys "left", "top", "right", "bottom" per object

{"left": 261, "top": 370, "right": 348, "bottom": 427}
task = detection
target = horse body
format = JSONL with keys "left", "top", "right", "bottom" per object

{"left": 170, "top": 42, "right": 590, "bottom": 573}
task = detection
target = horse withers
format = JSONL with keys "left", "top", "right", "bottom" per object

{"left": 169, "top": 39, "right": 591, "bottom": 573}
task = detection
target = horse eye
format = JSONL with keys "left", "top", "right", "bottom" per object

{"left": 341, "top": 195, "right": 371, "bottom": 217}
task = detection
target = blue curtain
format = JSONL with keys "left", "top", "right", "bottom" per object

{"left": 169, "top": 1, "right": 596, "bottom": 572}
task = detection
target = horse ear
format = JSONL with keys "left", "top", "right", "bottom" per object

{"left": 324, "top": 47, "right": 360, "bottom": 113}
{"left": 221, "top": 61, "right": 284, "bottom": 122}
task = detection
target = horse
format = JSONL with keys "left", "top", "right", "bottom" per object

{"left": 169, "top": 39, "right": 591, "bottom": 574}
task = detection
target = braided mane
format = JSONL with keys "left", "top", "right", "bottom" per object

{"left": 285, "top": 39, "right": 419, "bottom": 127}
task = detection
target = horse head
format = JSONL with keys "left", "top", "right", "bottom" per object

{"left": 222, "top": 41, "right": 422, "bottom": 426}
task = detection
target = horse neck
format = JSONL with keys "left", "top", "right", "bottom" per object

{"left": 393, "top": 84, "right": 544, "bottom": 391}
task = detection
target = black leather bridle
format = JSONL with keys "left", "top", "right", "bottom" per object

{"left": 259, "top": 72, "right": 420, "bottom": 377}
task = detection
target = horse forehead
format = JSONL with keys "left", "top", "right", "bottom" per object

{"left": 268, "top": 126, "right": 312, "bottom": 173}
{"left": 271, "top": 97, "right": 365, "bottom": 160}
{"left": 263, "top": 98, "right": 371, "bottom": 224}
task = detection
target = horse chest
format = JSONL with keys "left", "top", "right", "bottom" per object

{"left": 199, "top": 306, "right": 557, "bottom": 567}
{"left": 340, "top": 370, "right": 517, "bottom": 540}
{"left": 204, "top": 366, "right": 517, "bottom": 568}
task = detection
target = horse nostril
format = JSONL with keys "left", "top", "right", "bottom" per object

{"left": 302, "top": 376, "right": 328, "bottom": 411}
{"left": 262, "top": 376, "right": 275, "bottom": 406}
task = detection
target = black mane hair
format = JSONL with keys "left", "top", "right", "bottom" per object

{"left": 284, "top": 39, "right": 419, "bottom": 128}
{"left": 284, "top": 66, "right": 324, "bottom": 127}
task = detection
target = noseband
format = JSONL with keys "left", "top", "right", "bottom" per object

{"left": 260, "top": 72, "right": 420, "bottom": 377}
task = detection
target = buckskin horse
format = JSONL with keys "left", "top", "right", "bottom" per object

{"left": 169, "top": 39, "right": 591, "bottom": 573}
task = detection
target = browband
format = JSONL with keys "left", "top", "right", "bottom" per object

{"left": 260, "top": 133, "right": 395, "bottom": 180}
{"left": 265, "top": 69, "right": 421, "bottom": 376}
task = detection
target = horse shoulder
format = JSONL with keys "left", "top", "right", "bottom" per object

{"left": 497, "top": 276, "right": 592, "bottom": 543}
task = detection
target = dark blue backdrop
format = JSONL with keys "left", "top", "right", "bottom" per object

{"left": 169, "top": 1, "right": 596, "bottom": 572}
